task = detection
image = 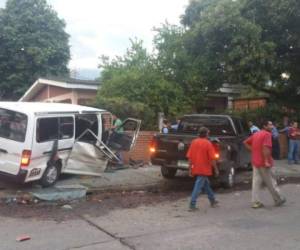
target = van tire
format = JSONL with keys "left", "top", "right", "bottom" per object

{"left": 40, "top": 162, "right": 60, "bottom": 187}
{"left": 161, "top": 166, "right": 177, "bottom": 179}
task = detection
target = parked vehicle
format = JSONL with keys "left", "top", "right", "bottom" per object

{"left": 0, "top": 102, "right": 141, "bottom": 187}
{"left": 150, "top": 114, "right": 251, "bottom": 188}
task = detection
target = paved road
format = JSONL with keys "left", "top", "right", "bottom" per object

{"left": 1, "top": 183, "right": 300, "bottom": 250}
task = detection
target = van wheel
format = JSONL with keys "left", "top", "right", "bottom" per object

{"left": 40, "top": 163, "right": 60, "bottom": 187}
{"left": 161, "top": 166, "right": 177, "bottom": 179}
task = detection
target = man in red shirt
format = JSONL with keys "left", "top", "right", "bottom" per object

{"left": 187, "top": 127, "right": 219, "bottom": 210}
{"left": 287, "top": 121, "right": 300, "bottom": 164}
{"left": 244, "top": 120, "right": 286, "bottom": 208}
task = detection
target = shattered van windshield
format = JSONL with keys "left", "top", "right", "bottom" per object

{"left": 0, "top": 108, "right": 27, "bottom": 142}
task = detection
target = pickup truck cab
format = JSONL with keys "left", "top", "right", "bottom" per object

{"left": 0, "top": 102, "right": 141, "bottom": 187}
{"left": 150, "top": 114, "right": 251, "bottom": 188}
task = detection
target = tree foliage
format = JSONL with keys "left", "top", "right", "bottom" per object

{"left": 95, "top": 39, "right": 189, "bottom": 129}
{"left": 0, "top": 0, "right": 70, "bottom": 99}
{"left": 181, "top": 0, "right": 300, "bottom": 109}
{"left": 97, "top": 0, "right": 300, "bottom": 127}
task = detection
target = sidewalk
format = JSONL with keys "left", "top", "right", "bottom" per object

{"left": 273, "top": 160, "right": 300, "bottom": 178}
{"left": 0, "top": 160, "right": 299, "bottom": 203}
{"left": 0, "top": 166, "right": 164, "bottom": 203}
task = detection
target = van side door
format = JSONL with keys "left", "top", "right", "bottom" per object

{"left": 30, "top": 116, "right": 74, "bottom": 181}
{"left": 63, "top": 112, "right": 113, "bottom": 176}
{"left": 106, "top": 118, "right": 141, "bottom": 152}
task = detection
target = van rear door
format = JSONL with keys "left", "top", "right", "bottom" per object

{"left": 0, "top": 108, "right": 29, "bottom": 175}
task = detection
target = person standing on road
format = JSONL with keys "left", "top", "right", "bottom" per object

{"left": 272, "top": 122, "right": 280, "bottom": 160}
{"left": 287, "top": 121, "right": 300, "bottom": 165}
{"left": 187, "top": 127, "right": 219, "bottom": 211}
{"left": 161, "top": 119, "right": 170, "bottom": 134}
{"left": 248, "top": 121, "right": 260, "bottom": 135}
{"left": 243, "top": 120, "right": 286, "bottom": 209}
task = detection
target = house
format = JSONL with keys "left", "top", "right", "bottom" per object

{"left": 199, "top": 84, "right": 248, "bottom": 112}
{"left": 19, "top": 77, "right": 100, "bottom": 105}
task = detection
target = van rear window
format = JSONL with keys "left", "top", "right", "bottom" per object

{"left": 0, "top": 108, "right": 27, "bottom": 142}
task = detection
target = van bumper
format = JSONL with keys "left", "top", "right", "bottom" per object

{"left": 0, "top": 169, "right": 28, "bottom": 184}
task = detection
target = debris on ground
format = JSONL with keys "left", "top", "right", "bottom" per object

{"left": 31, "top": 185, "right": 87, "bottom": 202}
{"left": 16, "top": 235, "right": 31, "bottom": 242}
{"left": 129, "top": 158, "right": 145, "bottom": 168}
{"left": 131, "top": 190, "right": 146, "bottom": 195}
{"left": 62, "top": 204, "right": 73, "bottom": 210}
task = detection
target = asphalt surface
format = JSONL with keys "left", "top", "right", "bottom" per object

{"left": 1, "top": 173, "right": 300, "bottom": 249}
{"left": 0, "top": 161, "right": 300, "bottom": 249}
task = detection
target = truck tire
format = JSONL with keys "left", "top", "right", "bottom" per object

{"left": 40, "top": 162, "right": 60, "bottom": 187}
{"left": 161, "top": 166, "right": 177, "bottom": 179}
{"left": 219, "top": 161, "right": 235, "bottom": 189}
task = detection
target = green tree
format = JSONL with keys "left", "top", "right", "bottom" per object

{"left": 0, "top": 0, "right": 70, "bottom": 99}
{"left": 242, "top": 0, "right": 300, "bottom": 107}
{"left": 153, "top": 23, "right": 207, "bottom": 112}
{"left": 95, "top": 39, "right": 189, "bottom": 129}
{"left": 181, "top": 0, "right": 300, "bottom": 109}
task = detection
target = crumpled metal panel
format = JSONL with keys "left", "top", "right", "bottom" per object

{"left": 63, "top": 141, "right": 108, "bottom": 176}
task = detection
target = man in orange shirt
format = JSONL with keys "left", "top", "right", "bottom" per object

{"left": 187, "top": 127, "right": 219, "bottom": 211}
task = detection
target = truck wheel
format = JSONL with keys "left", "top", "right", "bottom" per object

{"left": 220, "top": 162, "right": 235, "bottom": 189}
{"left": 161, "top": 166, "right": 177, "bottom": 179}
{"left": 40, "top": 162, "right": 60, "bottom": 187}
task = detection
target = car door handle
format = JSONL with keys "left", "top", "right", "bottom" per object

{"left": 0, "top": 148, "right": 8, "bottom": 154}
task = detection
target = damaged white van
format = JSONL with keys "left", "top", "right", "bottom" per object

{"left": 0, "top": 102, "right": 141, "bottom": 187}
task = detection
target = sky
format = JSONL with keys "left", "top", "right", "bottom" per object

{"left": 0, "top": 0, "right": 189, "bottom": 78}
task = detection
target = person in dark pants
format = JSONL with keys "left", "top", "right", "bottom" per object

{"left": 187, "top": 127, "right": 219, "bottom": 211}
{"left": 288, "top": 121, "right": 300, "bottom": 164}
{"left": 272, "top": 123, "right": 280, "bottom": 160}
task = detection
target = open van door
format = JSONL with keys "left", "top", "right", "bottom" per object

{"left": 106, "top": 118, "right": 141, "bottom": 152}
{"left": 62, "top": 118, "right": 141, "bottom": 177}
{"left": 63, "top": 129, "right": 120, "bottom": 176}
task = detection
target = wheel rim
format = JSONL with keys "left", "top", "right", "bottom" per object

{"left": 46, "top": 166, "right": 58, "bottom": 184}
{"left": 228, "top": 167, "right": 235, "bottom": 187}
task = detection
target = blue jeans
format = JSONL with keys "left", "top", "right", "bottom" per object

{"left": 288, "top": 139, "right": 300, "bottom": 163}
{"left": 190, "top": 176, "right": 215, "bottom": 206}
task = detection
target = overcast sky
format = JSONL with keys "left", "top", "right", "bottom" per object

{"left": 0, "top": 0, "right": 189, "bottom": 73}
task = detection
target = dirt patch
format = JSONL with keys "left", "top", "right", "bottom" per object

{"left": 0, "top": 190, "right": 190, "bottom": 221}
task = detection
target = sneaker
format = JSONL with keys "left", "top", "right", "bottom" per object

{"left": 210, "top": 200, "right": 219, "bottom": 208}
{"left": 188, "top": 204, "right": 199, "bottom": 212}
{"left": 251, "top": 201, "right": 264, "bottom": 209}
{"left": 275, "top": 197, "right": 286, "bottom": 207}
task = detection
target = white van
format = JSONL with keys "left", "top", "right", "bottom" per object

{"left": 0, "top": 102, "right": 141, "bottom": 186}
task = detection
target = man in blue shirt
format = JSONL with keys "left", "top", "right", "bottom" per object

{"left": 248, "top": 121, "right": 260, "bottom": 135}
{"left": 272, "top": 123, "right": 280, "bottom": 159}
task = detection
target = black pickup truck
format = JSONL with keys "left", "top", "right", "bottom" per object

{"left": 150, "top": 114, "right": 251, "bottom": 188}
